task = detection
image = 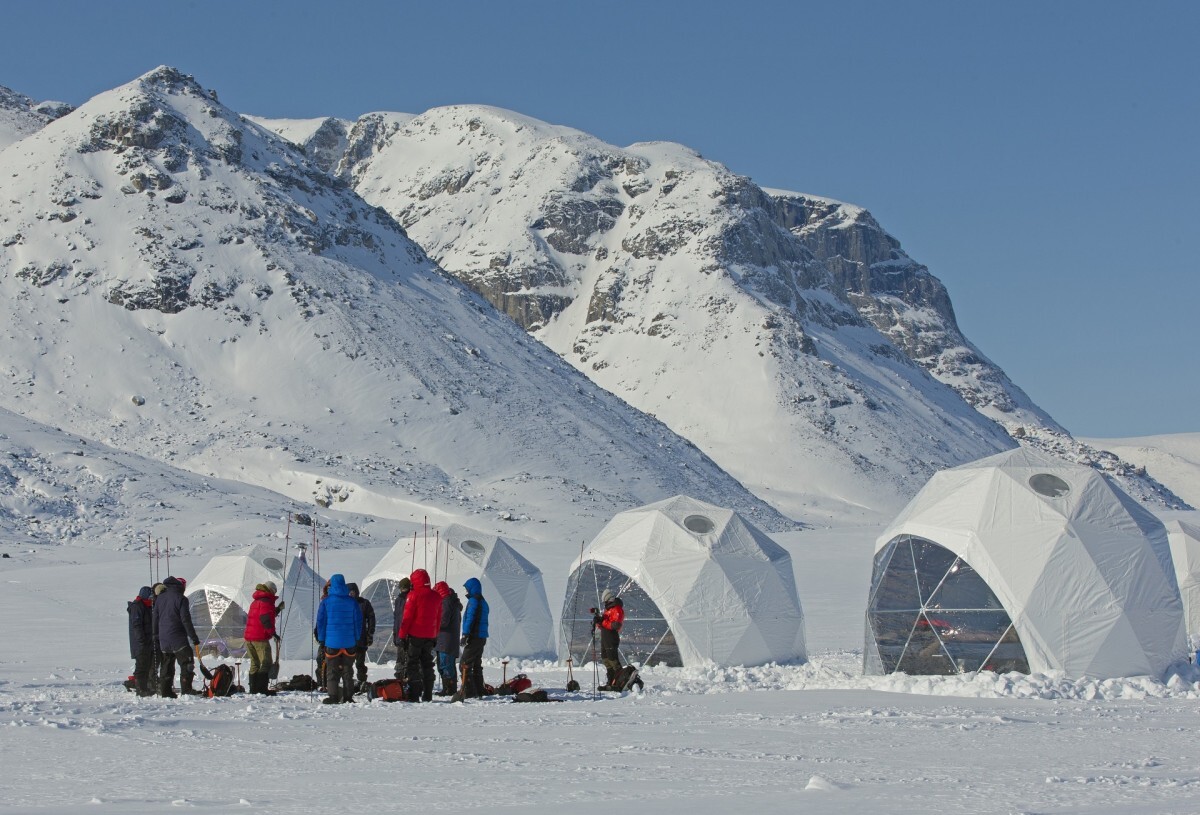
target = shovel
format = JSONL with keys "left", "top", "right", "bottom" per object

{"left": 566, "top": 657, "right": 580, "bottom": 692}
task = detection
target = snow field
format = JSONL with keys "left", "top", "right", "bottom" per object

{"left": 5, "top": 537, "right": 1200, "bottom": 813}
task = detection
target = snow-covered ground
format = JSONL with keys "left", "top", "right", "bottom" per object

{"left": 5, "top": 526, "right": 1200, "bottom": 814}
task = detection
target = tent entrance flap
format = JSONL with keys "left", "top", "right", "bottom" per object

{"left": 865, "top": 536, "right": 1029, "bottom": 676}
{"left": 192, "top": 589, "right": 248, "bottom": 658}
{"left": 561, "top": 561, "right": 681, "bottom": 667}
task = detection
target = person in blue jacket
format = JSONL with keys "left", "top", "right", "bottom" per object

{"left": 316, "top": 573, "right": 364, "bottom": 705}
{"left": 453, "top": 577, "right": 489, "bottom": 701}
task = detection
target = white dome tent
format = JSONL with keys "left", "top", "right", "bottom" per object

{"left": 561, "top": 495, "right": 807, "bottom": 668}
{"left": 186, "top": 543, "right": 324, "bottom": 661}
{"left": 865, "top": 448, "right": 1186, "bottom": 679}
{"left": 360, "top": 524, "right": 556, "bottom": 663}
{"left": 1165, "top": 517, "right": 1200, "bottom": 646}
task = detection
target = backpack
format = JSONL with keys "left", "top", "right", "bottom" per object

{"left": 275, "top": 674, "right": 318, "bottom": 692}
{"left": 512, "top": 689, "right": 553, "bottom": 703}
{"left": 612, "top": 665, "right": 644, "bottom": 692}
{"left": 202, "top": 663, "right": 237, "bottom": 698}
{"left": 495, "top": 673, "right": 533, "bottom": 696}
{"left": 370, "top": 678, "right": 406, "bottom": 702}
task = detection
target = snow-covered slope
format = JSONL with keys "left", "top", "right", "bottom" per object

{"left": 244, "top": 115, "right": 352, "bottom": 174}
{"left": 0, "top": 67, "right": 786, "bottom": 551}
{"left": 0, "top": 404, "right": 409, "bottom": 556}
{"left": 1086, "top": 432, "right": 1200, "bottom": 509}
{"left": 324, "top": 105, "right": 1183, "bottom": 518}
{"left": 0, "top": 83, "right": 71, "bottom": 150}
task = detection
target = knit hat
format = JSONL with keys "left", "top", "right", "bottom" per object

{"left": 263, "top": 581, "right": 277, "bottom": 594}
{"left": 397, "top": 577, "right": 412, "bottom": 591}
{"left": 602, "top": 589, "right": 615, "bottom": 603}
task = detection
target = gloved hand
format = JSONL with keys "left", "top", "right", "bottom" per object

{"left": 366, "top": 636, "right": 373, "bottom": 647}
{"left": 460, "top": 634, "right": 469, "bottom": 647}
{"left": 277, "top": 601, "right": 285, "bottom": 611}
{"left": 272, "top": 633, "right": 281, "bottom": 643}
{"left": 592, "top": 613, "right": 603, "bottom": 626}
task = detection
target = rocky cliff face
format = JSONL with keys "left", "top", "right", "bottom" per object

{"left": 767, "top": 191, "right": 1182, "bottom": 508}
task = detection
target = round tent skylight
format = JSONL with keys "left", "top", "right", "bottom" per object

{"left": 1029, "top": 473, "right": 1071, "bottom": 498}
{"left": 262, "top": 557, "right": 284, "bottom": 571}
{"left": 683, "top": 515, "right": 715, "bottom": 534}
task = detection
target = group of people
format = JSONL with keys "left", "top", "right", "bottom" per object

{"left": 126, "top": 575, "right": 206, "bottom": 697}
{"left": 126, "top": 567, "right": 493, "bottom": 705}
{"left": 368, "top": 569, "right": 490, "bottom": 704}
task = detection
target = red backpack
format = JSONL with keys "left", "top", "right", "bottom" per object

{"left": 202, "top": 664, "right": 237, "bottom": 698}
{"left": 370, "top": 678, "right": 406, "bottom": 702}
{"left": 497, "top": 673, "right": 533, "bottom": 695}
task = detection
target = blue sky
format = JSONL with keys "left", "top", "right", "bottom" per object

{"left": 3, "top": 1, "right": 1196, "bottom": 438}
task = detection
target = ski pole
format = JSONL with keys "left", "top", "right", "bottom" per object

{"left": 502, "top": 658, "right": 509, "bottom": 686}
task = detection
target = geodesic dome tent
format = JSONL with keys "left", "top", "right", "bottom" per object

{"left": 185, "top": 544, "right": 324, "bottom": 660}
{"left": 360, "top": 525, "right": 556, "bottom": 663}
{"left": 1165, "top": 517, "right": 1200, "bottom": 646}
{"left": 561, "top": 495, "right": 807, "bottom": 668}
{"left": 865, "top": 448, "right": 1186, "bottom": 679}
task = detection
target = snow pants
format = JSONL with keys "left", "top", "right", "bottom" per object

{"left": 461, "top": 635, "right": 487, "bottom": 698}
{"left": 324, "top": 647, "right": 356, "bottom": 702}
{"left": 404, "top": 638, "right": 436, "bottom": 702}
{"left": 158, "top": 645, "right": 195, "bottom": 694}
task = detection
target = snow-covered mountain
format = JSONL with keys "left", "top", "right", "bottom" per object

{"left": 307, "top": 105, "right": 1183, "bottom": 516}
{"left": 0, "top": 67, "right": 787, "bottom": 552}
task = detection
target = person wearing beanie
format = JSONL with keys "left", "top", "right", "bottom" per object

{"left": 397, "top": 569, "right": 442, "bottom": 702}
{"left": 347, "top": 583, "right": 375, "bottom": 692}
{"left": 594, "top": 589, "right": 625, "bottom": 691}
{"left": 453, "top": 577, "right": 489, "bottom": 702}
{"left": 391, "top": 576, "right": 412, "bottom": 681}
{"left": 433, "top": 580, "right": 462, "bottom": 697}
{"left": 152, "top": 576, "right": 201, "bottom": 697}
{"left": 243, "top": 581, "right": 284, "bottom": 694}
{"left": 126, "top": 586, "right": 155, "bottom": 696}
{"left": 315, "top": 574, "right": 364, "bottom": 704}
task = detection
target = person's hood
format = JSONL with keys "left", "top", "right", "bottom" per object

{"left": 252, "top": 589, "right": 275, "bottom": 601}
{"left": 163, "top": 576, "right": 183, "bottom": 592}
{"left": 433, "top": 580, "right": 450, "bottom": 598}
{"left": 410, "top": 569, "right": 431, "bottom": 590}
{"left": 347, "top": 582, "right": 360, "bottom": 598}
{"left": 464, "top": 577, "right": 482, "bottom": 597}
{"left": 137, "top": 586, "right": 153, "bottom": 601}
{"left": 328, "top": 573, "right": 350, "bottom": 597}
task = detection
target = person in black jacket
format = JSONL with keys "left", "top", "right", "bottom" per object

{"left": 127, "top": 586, "right": 155, "bottom": 696}
{"left": 434, "top": 581, "right": 462, "bottom": 696}
{"left": 152, "top": 576, "right": 201, "bottom": 697}
{"left": 391, "top": 576, "right": 411, "bottom": 680}
{"left": 347, "top": 582, "right": 375, "bottom": 692}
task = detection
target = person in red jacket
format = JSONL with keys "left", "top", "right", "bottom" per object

{"left": 397, "top": 569, "right": 442, "bottom": 702}
{"left": 594, "top": 590, "right": 625, "bottom": 690}
{"left": 243, "top": 581, "right": 284, "bottom": 694}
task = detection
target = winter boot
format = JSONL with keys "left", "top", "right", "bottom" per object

{"left": 437, "top": 676, "right": 458, "bottom": 697}
{"left": 322, "top": 689, "right": 342, "bottom": 705}
{"left": 159, "top": 681, "right": 177, "bottom": 699}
